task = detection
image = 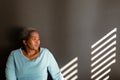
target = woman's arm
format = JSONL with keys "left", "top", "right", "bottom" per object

{"left": 47, "top": 49, "right": 64, "bottom": 80}
{"left": 5, "top": 52, "right": 16, "bottom": 80}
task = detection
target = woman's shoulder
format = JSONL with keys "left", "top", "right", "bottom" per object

{"left": 10, "top": 48, "right": 21, "bottom": 56}
{"left": 11, "top": 48, "right": 21, "bottom": 53}
{"left": 40, "top": 47, "right": 52, "bottom": 55}
{"left": 40, "top": 47, "right": 55, "bottom": 60}
{"left": 40, "top": 47, "right": 49, "bottom": 52}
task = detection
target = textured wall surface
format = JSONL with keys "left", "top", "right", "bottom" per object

{"left": 0, "top": 0, "right": 120, "bottom": 80}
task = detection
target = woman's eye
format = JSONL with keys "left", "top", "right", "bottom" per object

{"left": 32, "top": 37, "right": 40, "bottom": 40}
{"left": 32, "top": 38, "right": 36, "bottom": 40}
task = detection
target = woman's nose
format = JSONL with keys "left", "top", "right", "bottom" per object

{"left": 36, "top": 40, "right": 40, "bottom": 44}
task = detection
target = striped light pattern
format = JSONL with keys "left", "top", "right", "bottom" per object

{"left": 91, "top": 28, "right": 117, "bottom": 80}
{"left": 60, "top": 57, "right": 78, "bottom": 80}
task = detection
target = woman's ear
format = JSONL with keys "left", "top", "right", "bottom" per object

{"left": 23, "top": 40, "right": 27, "bottom": 46}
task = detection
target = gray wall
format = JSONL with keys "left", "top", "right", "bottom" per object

{"left": 0, "top": 0, "right": 120, "bottom": 80}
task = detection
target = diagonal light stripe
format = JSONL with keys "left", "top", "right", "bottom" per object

{"left": 91, "top": 47, "right": 116, "bottom": 67}
{"left": 91, "top": 59, "right": 116, "bottom": 79}
{"left": 91, "top": 34, "right": 116, "bottom": 55}
{"left": 62, "top": 63, "right": 78, "bottom": 76}
{"left": 60, "top": 57, "right": 78, "bottom": 80}
{"left": 103, "top": 75, "right": 109, "bottom": 80}
{"left": 91, "top": 28, "right": 117, "bottom": 48}
{"left": 60, "top": 57, "right": 78, "bottom": 72}
{"left": 91, "top": 41, "right": 116, "bottom": 61}
{"left": 64, "top": 70, "right": 78, "bottom": 80}
{"left": 91, "top": 53, "right": 116, "bottom": 73}
{"left": 95, "top": 69, "right": 111, "bottom": 80}
{"left": 91, "top": 28, "right": 117, "bottom": 80}
{"left": 70, "top": 75, "right": 78, "bottom": 80}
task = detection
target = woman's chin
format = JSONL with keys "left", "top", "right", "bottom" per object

{"left": 34, "top": 47, "right": 39, "bottom": 51}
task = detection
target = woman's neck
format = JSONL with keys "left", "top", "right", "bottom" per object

{"left": 22, "top": 46, "right": 38, "bottom": 54}
{"left": 22, "top": 48, "right": 40, "bottom": 60}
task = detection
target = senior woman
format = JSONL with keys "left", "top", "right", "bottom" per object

{"left": 5, "top": 27, "right": 64, "bottom": 80}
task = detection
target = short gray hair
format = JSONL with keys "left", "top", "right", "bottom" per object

{"left": 20, "top": 27, "right": 39, "bottom": 40}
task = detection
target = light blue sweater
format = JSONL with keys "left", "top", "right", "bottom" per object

{"left": 5, "top": 48, "right": 63, "bottom": 80}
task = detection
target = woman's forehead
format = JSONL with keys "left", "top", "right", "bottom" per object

{"left": 29, "top": 32, "right": 40, "bottom": 37}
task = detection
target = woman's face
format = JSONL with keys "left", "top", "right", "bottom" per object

{"left": 23, "top": 31, "right": 40, "bottom": 51}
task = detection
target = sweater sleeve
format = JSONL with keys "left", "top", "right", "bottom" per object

{"left": 5, "top": 52, "right": 16, "bottom": 80}
{"left": 47, "top": 49, "right": 64, "bottom": 80}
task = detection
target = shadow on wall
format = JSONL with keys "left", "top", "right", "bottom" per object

{"left": 0, "top": 26, "right": 24, "bottom": 80}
